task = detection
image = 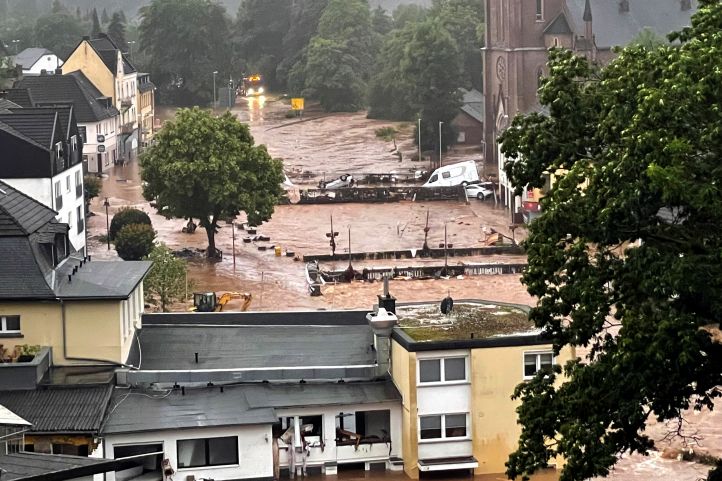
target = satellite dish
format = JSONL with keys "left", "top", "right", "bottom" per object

{"left": 440, "top": 296, "right": 454, "bottom": 315}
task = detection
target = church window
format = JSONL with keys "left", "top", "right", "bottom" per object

{"left": 536, "top": 0, "right": 544, "bottom": 21}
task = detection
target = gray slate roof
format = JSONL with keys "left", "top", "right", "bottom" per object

{"left": 102, "top": 381, "right": 399, "bottom": 435}
{"left": 53, "top": 259, "right": 152, "bottom": 299}
{"left": 0, "top": 98, "right": 21, "bottom": 113}
{"left": 89, "top": 35, "right": 137, "bottom": 74}
{"left": 566, "top": 0, "right": 696, "bottom": 48}
{"left": 133, "top": 323, "right": 375, "bottom": 371}
{"left": 0, "top": 109, "right": 57, "bottom": 149}
{"left": 102, "top": 386, "right": 277, "bottom": 434}
{"left": 0, "top": 237, "right": 55, "bottom": 299}
{"left": 0, "top": 452, "right": 108, "bottom": 481}
{"left": 459, "top": 88, "right": 484, "bottom": 124}
{"left": 0, "top": 386, "right": 113, "bottom": 433}
{"left": 0, "top": 180, "right": 58, "bottom": 236}
{"left": 5, "top": 88, "right": 34, "bottom": 108}
{"left": 13, "top": 48, "right": 54, "bottom": 69}
{"left": 16, "top": 72, "right": 119, "bottom": 123}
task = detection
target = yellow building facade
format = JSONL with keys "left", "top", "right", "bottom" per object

{"left": 390, "top": 310, "right": 575, "bottom": 480}
{"left": 62, "top": 39, "right": 115, "bottom": 101}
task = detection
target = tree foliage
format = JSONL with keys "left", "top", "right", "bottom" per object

{"left": 234, "top": 0, "right": 291, "bottom": 90}
{"left": 141, "top": 108, "right": 284, "bottom": 258}
{"left": 107, "top": 12, "right": 127, "bottom": 52}
{"left": 276, "top": 0, "right": 328, "bottom": 91}
{"left": 115, "top": 224, "right": 156, "bottom": 261}
{"left": 500, "top": 3, "right": 722, "bottom": 480}
{"left": 144, "top": 243, "right": 187, "bottom": 312}
{"left": 400, "top": 18, "right": 462, "bottom": 150}
{"left": 629, "top": 26, "right": 668, "bottom": 49}
{"left": 139, "top": 0, "right": 232, "bottom": 105}
{"left": 34, "top": 12, "right": 84, "bottom": 60}
{"left": 303, "top": 0, "right": 374, "bottom": 111}
{"left": 109, "top": 207, "right": 152, "bottom": 241}
{"left": 392, "top": 3, "right": 427, "bottom": 28}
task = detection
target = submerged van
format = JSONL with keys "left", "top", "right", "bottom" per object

{"left": 422, "top": 160, "right": 480, "bottom": 187}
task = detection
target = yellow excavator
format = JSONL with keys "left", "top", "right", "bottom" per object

{"left": 191, "top": 292, "right": 252, "bottom": 312}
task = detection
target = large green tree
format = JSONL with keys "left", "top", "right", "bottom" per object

{"left": 430, "top": 0, "right": 484, "bottom": 90}
{"left": 234, "top": 0, "right": 291, "bottom": 90}
{"left": 500, "top": 3, "right": 722, "bottom": 481}
{"left": 276, "top": 0, "right": 328, "bottom": 91}
{"left": 144, "top": 244, "right": 188, "bottom": 312}
{"left": 139, "top": 0, "right": 232, "bottom": 105}
{"left": 400, "top": 18, "right": 462, "bottom": 151}
{"left": 141, "top": 108, "right": 284, "bottom": 258}
{"left": 367, "top": 23, "right": 416, "bottom": 120}
{"left": 34, "top": 12, "right": 84, "bottom": 60}
{"left": 303, "top": 0, "right": 374, "bottom": 111}
{"left": 107, "top": 12, "right": 127, "bottom": 52}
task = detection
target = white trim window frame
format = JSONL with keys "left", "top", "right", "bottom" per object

{"left": 0, "top": 315, "right": 21, "bottom": 334}
{"left": 536, "top": 0, "right": 544, "bottom": 21}
{"left": 417, "top": 356, "right": 468, "bottom": 386}
{"left": 418, "top": 413, "right": 470, "bottom": 442}
{"left": 523, "top": 351, "right": 555, "bottom": 380}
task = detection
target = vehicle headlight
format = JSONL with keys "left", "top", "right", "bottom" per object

{"left": 258, "top": 87, "right": 264, "bottom": 94}
{"left": 248, "top": 88, "right": 255, "bottom": 95}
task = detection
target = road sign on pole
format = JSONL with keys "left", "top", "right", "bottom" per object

{"left": 291, "top": 98, "right": 305, "bottom": 110}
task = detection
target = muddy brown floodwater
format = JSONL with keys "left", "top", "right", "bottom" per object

{"left": 90, "top": 99, "right": 720, "bottom": 481}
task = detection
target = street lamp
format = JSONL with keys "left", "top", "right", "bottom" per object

{"left": 212, "top": 71, "right": 218, "bottom": 108}
{"left": 127, "top": 41, "right": 136, "bottom": 61}
{"left": 228, "top": 76, "right": 233, "bottom": 108}
{"left": 438, "top": 121, "right": 444, "bottom": 167}
{"left": 417, "top": 118, "right": 422, "bottom": 164}
{"left": 103, "top": 197, "right": 110, "bottom": 250}
{"left": 11, "top": 39, "right": 20, "bottom": 54}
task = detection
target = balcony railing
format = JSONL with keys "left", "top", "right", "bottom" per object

{"left": 120, "top": 123, "right": 134, "bottom": 135}
{"left": 121, "top": 98, "right": 133, "bottom": 109}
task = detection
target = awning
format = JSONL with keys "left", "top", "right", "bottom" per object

{"left": 418, "top": 456, "right": 478, "bottom": 472}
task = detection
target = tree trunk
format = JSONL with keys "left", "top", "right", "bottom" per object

{"left": 205, "top": 221, "right": 219, "bottom": 258}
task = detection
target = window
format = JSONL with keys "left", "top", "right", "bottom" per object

{"left": 419, "top": 357, "right": 467, "bottom": 384}
{"left": 1, "top": 315, "right": 20, "bottom": 334}
{"left": 68, "top": 211, "right": 73, "bottom": 234}
{"left": 177, "top": 436, "right": 238, "bottom": 468}
{"left": 441, "top": 171, "right": 451, "bottom": 179}
{"left": 524, "top": 352, "right": 554, "bottom": 378}
{"left": 54, "top": 180, "right": 62, "bottom": 209}
{"left": 536, "top": 0, "right": 544, "bottom": 21}
{"left": 419, "top": 413, "right": 468, "bottom": 440}
{"left": 65, "top": 176, "right": 70, "bottom": 193}
{"left": 77, "top": 206, "right": 84, "bottom": 234}
{"left": 78, "top": 126, "right": 87, "bottom": 143}
{"left": 53, "top": 444, "right": 88, "bottom": 456}
{"left": 429, "top": 174, "right": 438, "bottom": 183}
{"left": 75, "top": 170, "right": 82, "bottom": 198}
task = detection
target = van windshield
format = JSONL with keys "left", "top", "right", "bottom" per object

{"left": 429, "top": 174, "right": 438, "bottom": 183}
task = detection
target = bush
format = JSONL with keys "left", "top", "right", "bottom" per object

{"left": 374, "top": 126, "right": 397, "bottom": 141}
{"left": 84, "top": 175, "right": 102, "bottom": 202}
{"left": 115, "top": 224, "right": 156, "bottom": 260}
{"left": 109, "top": 207, "right": 152, "bottom": 241}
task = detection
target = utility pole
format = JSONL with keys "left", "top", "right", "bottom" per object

{"left": 212, "top": 71, "right": 218, "bottom": 108}
{"left": 417, "top": 118, "right": 422, "bottom": 164}
{"left": 326, "top": 214, "right": 339, "bottom": 256}
{"left": 438, "top": 121, "right": 444, "bottom": 168}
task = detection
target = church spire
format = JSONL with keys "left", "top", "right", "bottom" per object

{"left": 583, "top": 0, "right": 592, "bottom": 22}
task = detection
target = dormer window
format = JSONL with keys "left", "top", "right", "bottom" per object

{"left": 54, "top": 142, "right": 62, "bottom": 158}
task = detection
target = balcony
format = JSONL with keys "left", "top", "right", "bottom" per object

{"left": 120, "top": 98, "right": 133, "bottom": 109}
{"left": 120, "top": 123, "right": 134, "bottom": 135}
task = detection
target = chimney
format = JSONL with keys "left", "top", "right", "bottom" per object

{"left": 377, "top": 276, "right": 396, "bottom": 314}
{"left": 366, "top": 308, "right": 398, "bottom": 378}
{"left": 619, "top": 0, "right": 629, "bottom": 13}
{"left": 55, "top": 68, "right": 62, "bottom": 75}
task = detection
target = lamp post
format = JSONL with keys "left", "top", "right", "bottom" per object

{"left": 417, "top": 118, "right": 422, "bottom": 164}
{"left": 228, "top": 76, "right": 233, "bottom": 108}
{"left": 212, "top": 71, "right": 218, "bottom": 108}
{"left": 103, "top": 197, "right": 110, "bottom": 250}
{"left": 438, "top": 121, "right": 444, "bottom": 167}
{"left": 127, "top": 41, "right": 136, "bottom": 61}
{"left": 11, "top": 39, "right": 19, "bottom": 54}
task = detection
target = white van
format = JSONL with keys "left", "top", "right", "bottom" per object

{"left": 422, "top": 160, "right": 480, "bottom": 187}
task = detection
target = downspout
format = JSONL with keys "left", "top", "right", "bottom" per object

{"left": 61, "top": 298, "right": 125, "bottom": 366}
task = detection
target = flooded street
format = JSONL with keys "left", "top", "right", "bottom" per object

{"left": 88, "top": 99, "right": 720, "bottom": 481}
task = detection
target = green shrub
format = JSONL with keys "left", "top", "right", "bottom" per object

{"left": 374, "top": 126, "right": 397, "bottom": 141}
{"left": 115, "top": 224, "right": 156, "bottom": 260}
{"left": 84, "top": 175, "right": 102, "bottom": 202}
{"left": 109, "top": 207, "right": 152, "bottom": 241}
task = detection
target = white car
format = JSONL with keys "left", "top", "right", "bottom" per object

{"left": 465, "top": 183, "right": 494, "bottom": 200}
{"left": 319, "top": 174, "right": 354, "bottom": 189}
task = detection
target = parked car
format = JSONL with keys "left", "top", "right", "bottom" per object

{"left": 465, "top": 182, "right": 494, "bottom": 200}
{"left": 319, "top": 174, "right": 354, "bottom": 189}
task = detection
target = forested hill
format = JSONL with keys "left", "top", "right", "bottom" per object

{"left": 28, "top": 0, "right": 431, "bottom": 20}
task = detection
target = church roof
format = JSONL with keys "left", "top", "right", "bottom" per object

{"left": 544, "top": 12, "right": 573, "bottom": 35}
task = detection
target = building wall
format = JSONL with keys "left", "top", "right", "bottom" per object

{"left": 0, "top": 296, "right": 137, "bottom": 366}
{"left": 391, "top": 339, "right": 418, "bottom": 478}
{"left": 451, "top": 112, "right": 483, "bottom": 145}
{"left": 62, "top": 41, "right": 114, "bottom": 100}
{"left": 104, "top": 424, "right": 274, "bottom": 481}
{"left": 82, "top": 118, "right": 119, "bottom": 173}
{"left": 24, "top": 54, "right": 63, "bottom": 75}
{"left": 470, "top": 343, "right": 575, "bottom": 475}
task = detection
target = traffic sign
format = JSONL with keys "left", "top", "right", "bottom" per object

{"left": 291, "top": 98, "right": 305, "bottom": 110}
